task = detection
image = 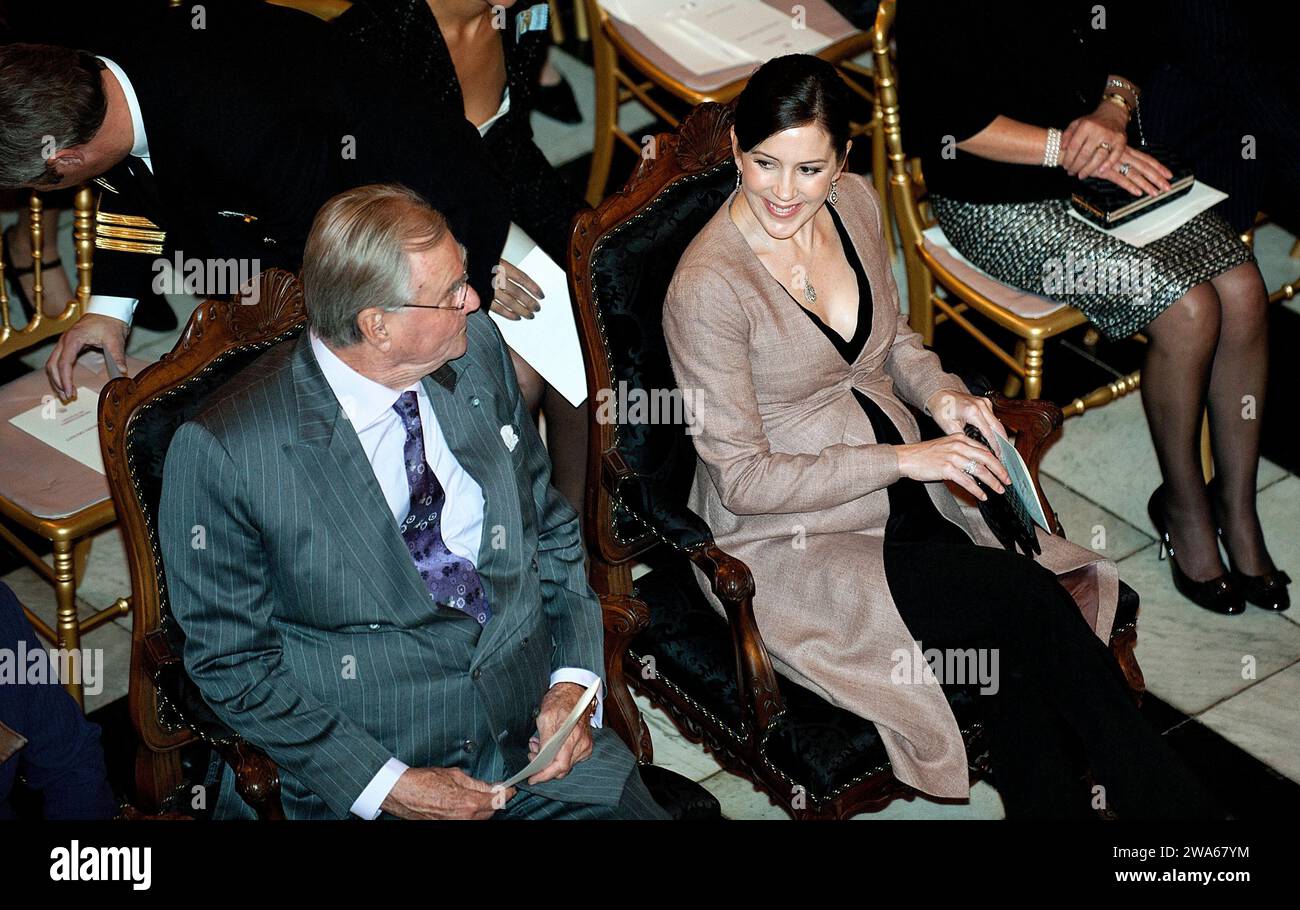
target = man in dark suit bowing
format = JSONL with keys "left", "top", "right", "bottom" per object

{"left": 0, "top": 0, "right": 507, "bottom": 401}
{"left": 158, "top": 184, "right": 666, "bottom": 819}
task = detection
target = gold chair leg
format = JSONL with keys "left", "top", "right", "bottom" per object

{"left": 1200, "top": 410, "right": 1213, "bottom": 482}
{"left": 73, "top": 535, "right": 93, "bottom": 588}
{"left": 548, "top": 0, "right": 565, "bottom": 45}
{"left": 1004, "top": 339, "right": 1027, "bottom": 398}
{"left": 1023, "top": 337, "right": 1045, "bottom": 400}
{"left": 585, "top": 13, "right": 618, "bottom": 206}
{"left": 573, "top": 0, "right": 590, "bottom": 42}
{"left": 51, "top": 538, "right": 85, "bottom": 708}
{"left": 871, "top": 104, "right": 894, "bottom": 259}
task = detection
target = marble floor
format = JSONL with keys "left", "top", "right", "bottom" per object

{"left": 3, "top": 45, "right": 1299, "bottom": 820}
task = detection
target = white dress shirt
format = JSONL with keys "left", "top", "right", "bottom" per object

{"left": 307, "top": 335, "right": 601, "bottom": 819}
{"left": 88, "top": 57, "right": 152, "bottom": 326}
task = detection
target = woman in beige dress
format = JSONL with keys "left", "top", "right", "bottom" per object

{"left": 663, "top": 55, "right": 1219, "bottom": 818}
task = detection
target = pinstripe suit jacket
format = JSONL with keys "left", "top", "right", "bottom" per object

{"left": 159, "top": 312, "right": 635, "bottom": 819}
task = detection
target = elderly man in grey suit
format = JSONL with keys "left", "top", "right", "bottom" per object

{"left": 159, "top": 183, "right": 666, "bottom": 820}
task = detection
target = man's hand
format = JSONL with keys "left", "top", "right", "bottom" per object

{"left": 45, "top": 313, "right": 130, "bottom": 401}
{"left": 380, "top": 766, "right": 510, "bottom": 820}
{"left": 527, "top": 682, "right": 595, "bottom": 785}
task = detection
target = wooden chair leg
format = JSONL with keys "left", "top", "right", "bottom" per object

{"left": 585, "top": 14, "right": 619, "bottom": 206}
{"left": 1110, "top": 627, "right": 1145, "bottom": 703}
{"left": 51, "top": 537, "right": 84, "bottom": 708}
{"left": 135, "top": 745, "right": 184, "bottom": 815}
{"left": 1004, "top": 339, "right": 1027, "bottom": 398}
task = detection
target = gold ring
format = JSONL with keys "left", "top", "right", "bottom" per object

{"left": 1098, "top": 141, "right": 1112, "bottom": 151}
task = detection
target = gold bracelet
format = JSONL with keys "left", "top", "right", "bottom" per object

{"left": 1102, "top": 92, "right": 1132, "bottom": 117}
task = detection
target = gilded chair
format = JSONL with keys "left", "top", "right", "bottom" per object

{"left": 99, "top": 270, "right": 715, "bottom": 819}
{"left": 569, "top": 100, "right": 1145, "bottom": 819}
{"left": 872, "top": 0, "right": 1143, "bottom": 420}
{"left": 1241, "top": 213, "right": 1300, "bottom": 306}
{"left": 0, "top": 187, "right": 130, "bottom": 708}
{"left": 580, "top": 0, "right": 887, "bottom": 226}
{"left": 874, "top": 0, "right": 1230, "bottom": 481}
{"left": 264, "top": 0, "right": 354, "bottom": 20}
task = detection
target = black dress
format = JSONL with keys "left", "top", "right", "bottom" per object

{"left": 790, "top": 203, "right": 968, "bottom": 547}
{"left": 786, "top": 202, "right": 1219, "bottom": 818}
{"left": 336, "top": 0, "right": 588, "bottom": 265}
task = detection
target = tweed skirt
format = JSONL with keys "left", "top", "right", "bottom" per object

{"left": 929, "top": 195, "right": 1255, "bottom": 340}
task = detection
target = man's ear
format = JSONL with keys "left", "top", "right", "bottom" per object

{"left": 43, "top": 147, "right": 85, "bottom": 183}
{"left": 355, "top": 307, "right": 392, "bottom": 351}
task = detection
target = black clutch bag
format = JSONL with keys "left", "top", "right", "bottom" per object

{"left": 1069, "top": 142, "right": 1195, "bottom": 228}
{"left": 964, "top": 425, "right": 1040, "bottom": 558}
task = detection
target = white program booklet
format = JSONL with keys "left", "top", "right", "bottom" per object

{"left": 603, "top": 0, "right": 828, "bottom": 75}
{"left": 491, "top": 223, "right": 588, "bottom": 407}
{"left": 9, "top": 387, "right": 105, "bottom": 474}
{"left": 495, "top": 677, "right": 601, "bottom": 791}
{"left": 1066, "top": 180, "right": 1228, "bottom": 247}
{"left": 993, "top": 432, "right": 1050, "bottom": 531}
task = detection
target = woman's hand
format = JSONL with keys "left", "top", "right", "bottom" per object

{"left": 1059, "top": 104, "right": 1173, "bottom": 195}
{"left": 490, "top": 259, "right": 545, "bottom": 320}
{"left": 896, "top": 433, "right": 1010, "bottom": 501}
{"left": 925, "top": 389, "right": 1007, "bottom": 446}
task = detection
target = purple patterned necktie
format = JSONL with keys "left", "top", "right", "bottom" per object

{"left": 392, "top": 391, "right": 491, "bottom": 625}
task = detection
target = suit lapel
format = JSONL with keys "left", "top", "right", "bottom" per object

{"left": 287, "top": 335, "right": 431, "bottom": 613}
{"left": 420, "top": 351, "right": 528, "bottom": 664}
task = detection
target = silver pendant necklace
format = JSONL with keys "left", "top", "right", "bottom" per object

{"left": 801, "top": 223, "right": 817, "bottom": 304}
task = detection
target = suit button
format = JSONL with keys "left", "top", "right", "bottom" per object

{"left": 530, "top": 557, "right": 539, "bottom": 571}
{"left": 463, "top": 739, "right": 477, "bottom": 754}
{"left": 471, "top": 667, "right": 482, "bottom": 680}
{"left": 471, "top": 397, "right": 480, "bottom": 407}
{"left": 521, "top": 636, "right": 530, "bottom": 647}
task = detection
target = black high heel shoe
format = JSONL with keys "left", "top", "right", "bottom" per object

{"left": 534, "top": 74, "right": 582, "bottom": 124}
{"left": 1147, "top": 486, "right": 1245, "bottom": 615}
{"left": 1205, "top": 478, "right": 1291, "bottom": 612}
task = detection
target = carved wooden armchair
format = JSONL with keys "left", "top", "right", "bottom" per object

{"left": 569, "top": 101, "right": 1146, "bottom": 819}
{"left": 99, "top": 270, "right": 714, "bottom": 818}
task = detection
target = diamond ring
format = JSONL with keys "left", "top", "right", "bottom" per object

{"left": 962, "top": 460, "right": 979, "bottom": 476}
{"left": 1118, "top": 162, "right": 1131, "bottom": 176}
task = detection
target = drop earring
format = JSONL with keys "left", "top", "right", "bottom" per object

{"left": 735, "top": 169, "right": 741, "bottom": 190}
{"left": 828, "top": 180, "right": 839, "bottom": 205}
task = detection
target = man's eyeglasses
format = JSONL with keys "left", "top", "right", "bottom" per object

{"left": 400, "top": 272, "right": 471, "bottom": 311}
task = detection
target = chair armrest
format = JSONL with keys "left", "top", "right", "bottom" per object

{"left": 141, "top": 629, "right": 285, "bottom": 820}
{"left": 599, "top": 594, "right": 653, "bottom": 760}
{"left": 686, "top": 543, "right": 786, "bottom": 735}
{"left": 988, "top": 393, "right": 1064, "bottom": 536}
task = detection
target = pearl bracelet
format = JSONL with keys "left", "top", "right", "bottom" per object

{"left": 1043, "top": 127, "right": 1062, "bottom": 167}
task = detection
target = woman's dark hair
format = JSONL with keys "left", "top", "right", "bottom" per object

{"left": 733, "top": 54, "right": 852, "bottom": 162}
{"left": 0, "top": 44, "right": 108, "bottom": 188}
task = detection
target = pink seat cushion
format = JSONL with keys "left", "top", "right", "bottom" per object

{"left": 0, "top": 354, "right": 151, "bottom": 520}
{"left": 922, "top": 226, "right": 1071, "bottom": 320}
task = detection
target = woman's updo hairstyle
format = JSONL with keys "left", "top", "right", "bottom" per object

{"left": 733, "top": 54, "right": 853, "bottom": 162}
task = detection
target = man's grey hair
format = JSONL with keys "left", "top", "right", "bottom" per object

{"left": 302, "top": 184, "right": 451, "bottom": 347}
{"left": 0, "top": 44, "right": 108, "bottom": 188}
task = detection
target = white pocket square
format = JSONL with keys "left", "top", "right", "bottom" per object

{"left": 500, "top": 424, "right": 519, "bottom": 451}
